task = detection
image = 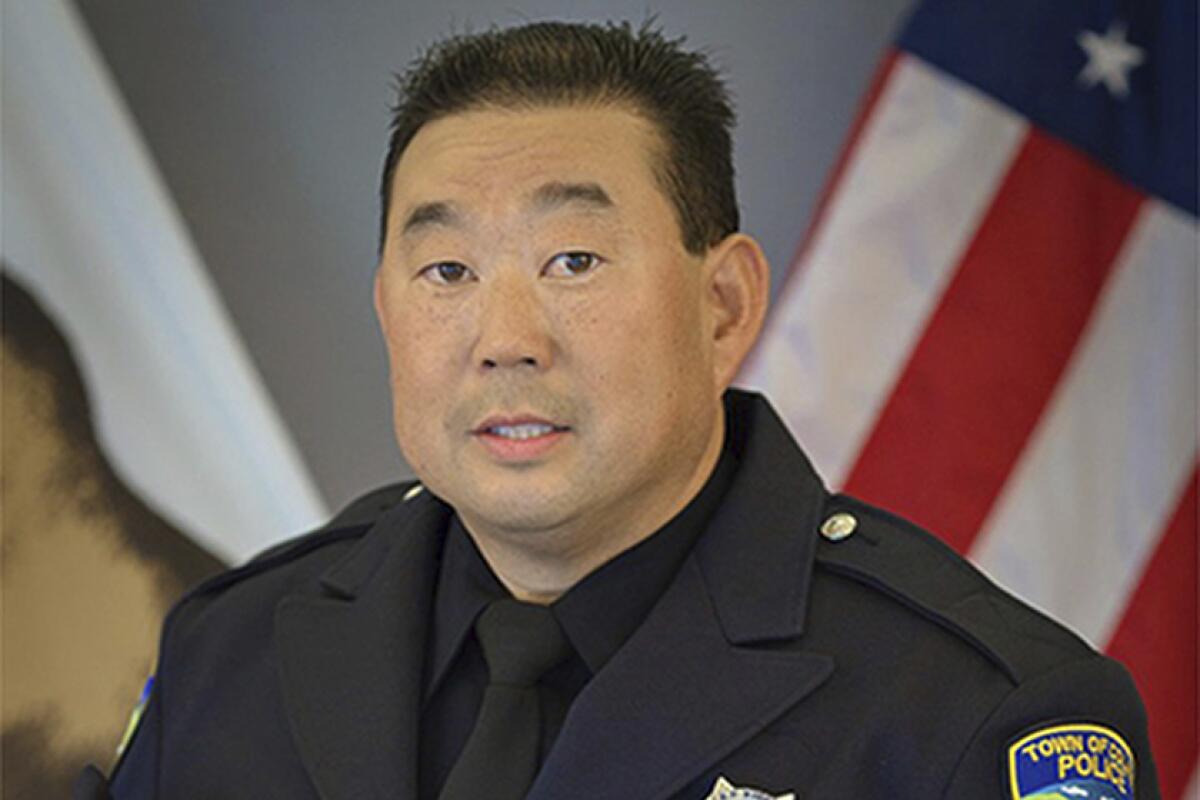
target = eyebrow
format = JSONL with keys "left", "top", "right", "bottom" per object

{"left": 400, "top": 201, "right": 459, "bottom": 236}
{"left": 398, "top": 181, "right": 615, "bottom": 238}
{"left": 530, "top": 181, "right": 615, "bottom": 213}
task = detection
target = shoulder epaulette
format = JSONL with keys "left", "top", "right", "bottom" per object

{"left": 814, "top": 494, "right": 1094, "bottom": 685}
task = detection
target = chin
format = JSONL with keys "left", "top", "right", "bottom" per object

{"left": 447, "top": 478, "right": 588, "bottom": 535}
{"left": 473, "top": 495, "right": 575, "bottom": 533}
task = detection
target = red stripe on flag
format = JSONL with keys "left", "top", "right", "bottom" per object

{"left": 842, "top": 130, "right": 1144, "bottom": 553}
{"left": 776, "top": 49, "right": 900, "bottom": 299}
{"left": 1105, "top": 466, "right": 1198, "bottom": 800}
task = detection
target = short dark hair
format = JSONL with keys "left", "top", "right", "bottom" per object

{"left": 379, "top": 20, "right": 739, "bottom": 255}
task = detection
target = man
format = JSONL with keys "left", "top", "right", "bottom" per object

{"left": 84, "top": 20, "right": 1158, "bottom": 800}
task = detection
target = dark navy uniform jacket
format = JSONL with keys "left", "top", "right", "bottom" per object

{"left": 99, "top": 390, "right": 1159, "bottom": 799}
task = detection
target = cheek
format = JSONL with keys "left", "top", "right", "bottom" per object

{"left": 562, "top": 278, "right": 707, "bottom": 401}
{"left": 382, "top": 305, "right": 459, "bottom": 477}
{"left": 379, "top": 301, "right": 472, "bottom": 472}
{"left": 381, "top": 296, "right": 463, "bottom": 383}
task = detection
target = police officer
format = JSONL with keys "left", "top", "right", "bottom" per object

{"left": 80, "top": 20, "right": 1158, "bottom": 800}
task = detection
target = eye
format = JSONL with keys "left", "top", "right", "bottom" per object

{"left": 543, "top": 251, "right": 603, "bottom": 278}
{"left": 419, "top": 261, "right": 475, "bottom": 285}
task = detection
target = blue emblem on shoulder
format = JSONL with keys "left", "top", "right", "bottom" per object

{"left": 1007, "top": 723, "right": 1134, "bottom": 799}
{"left": 116, "top": 675, "right": 155, "bottom": 756}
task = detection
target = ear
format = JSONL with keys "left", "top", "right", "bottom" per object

{"left": 703, "top": 233, "right": 771, "bottom": 391}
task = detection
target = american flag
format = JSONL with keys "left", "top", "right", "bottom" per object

{"left": 739, "top": 1, "right": 1197, "bottom": 797}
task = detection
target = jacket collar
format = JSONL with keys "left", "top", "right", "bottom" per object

{"left": 275, "top": 493, "right": 451, "bottom": 800}
{"left": 697, "top": 389, "right": 827, "bottom": 644}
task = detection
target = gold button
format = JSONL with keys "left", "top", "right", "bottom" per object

{"left": 402, "top": 484, "right": 425, "bottom": 502}
{"left": 820, "top": 512, "right": 857, "bottom": 541}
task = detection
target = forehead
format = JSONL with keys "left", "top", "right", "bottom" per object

{"left": 388, "top": 105, "right": 668, "bottom": 224}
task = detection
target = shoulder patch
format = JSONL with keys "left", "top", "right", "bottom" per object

{"left": 116, "top": 675, "right": 154, "bottom": 757}
{"left": 1007, "top": 722, "right": 1134, "bottom": 799}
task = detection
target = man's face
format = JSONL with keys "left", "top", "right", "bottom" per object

{"left": 375, "top": 105, "right": 726, "bottom": 544}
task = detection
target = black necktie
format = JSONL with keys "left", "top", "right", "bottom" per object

{"left": 438, "top": 598, "right": 573, "bottom": 800}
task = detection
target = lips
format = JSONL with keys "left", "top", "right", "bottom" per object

{"left": 471, "top": 414, "right": 571, "bottom": 461}
{"left": 472, "top": 414, "right": 570, "bottom": 438}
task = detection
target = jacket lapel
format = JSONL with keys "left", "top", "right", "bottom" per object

{"left": 530, "top": 391, "right": 837, "bottom": 800}
{"left": 528, "top": 559, "right": 832, "bottom": 800}
{"left": 275, "top": 494, "right": 451, "bottom": 800}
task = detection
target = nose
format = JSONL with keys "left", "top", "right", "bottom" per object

{"left": 473, "top": 275, "right": 554, "bottom": 372}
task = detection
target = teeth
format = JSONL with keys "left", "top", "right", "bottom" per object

{"left": 489, "top": 423, "right": 556, "bottom": 440}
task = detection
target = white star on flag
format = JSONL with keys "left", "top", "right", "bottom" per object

{"left": 1076, "top": 21, "right": 1145, "bottom": 98}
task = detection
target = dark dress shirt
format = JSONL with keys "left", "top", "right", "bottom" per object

{"left": 418, "top": 435, "right": 737, "bottom": 799}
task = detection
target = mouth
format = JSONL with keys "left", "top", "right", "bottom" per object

{"left": 472, "top": 415, "right": 570, "bottom": 438}
{"left": 471, "top": 415, "right": 571, "bottom": 460}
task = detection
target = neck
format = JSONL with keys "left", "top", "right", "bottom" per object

{"left": 459, "top": 415, "right": 726, "bottom": 605}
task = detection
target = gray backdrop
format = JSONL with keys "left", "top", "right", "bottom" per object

{"left": 75, "top": 1, "right": 916, "bottom": 512}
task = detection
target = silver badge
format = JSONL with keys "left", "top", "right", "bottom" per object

{"left": 705, "top": 776, "right": 796, "bottom": 800}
